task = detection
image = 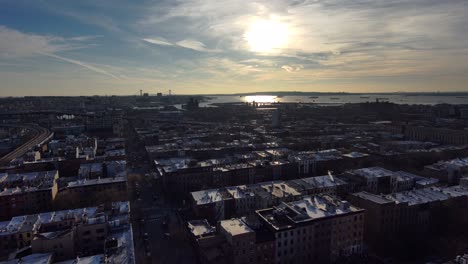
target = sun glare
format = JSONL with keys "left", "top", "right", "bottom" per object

{"left": 244, "top": 19, "right": 289, "bottom": 53}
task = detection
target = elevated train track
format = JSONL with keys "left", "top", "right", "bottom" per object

{"left": 0, "top": 124, "right": 52, "bottom": 166}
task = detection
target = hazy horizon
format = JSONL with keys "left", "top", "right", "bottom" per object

{"left": 1, "top": 0, "right": 468, "bottom": 96}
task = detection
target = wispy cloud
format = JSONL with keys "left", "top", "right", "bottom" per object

{"left": 39, "top": 52, "right": 120, "bottom": 80}
{"left": 176, "top": 39, "right": 220, "bottom": 53}
{"left": 0, "top": 26, "right": 98, "bottom": 58}
{"left": 2, "top": 0, "right": 468, "bottom": 95}
{"left": 68, "top": 35, "right": 102, "bottom": 42}
{"left": 138, "top": 0, "right": 468, "bottom": 78}
{"left": 0, "top": 26, "right": 66, "bottom": 58}
{"left": 143, "top": 37, "right": 220, "bottom": 53}
{"left": 142, "top": 37, "right": 173, "bottom": 46}
{"left": 281, "top": 64, "right": 304, "bottom": 73}
{"left": 0, "top": 25, "right": 119, "bottom": 80}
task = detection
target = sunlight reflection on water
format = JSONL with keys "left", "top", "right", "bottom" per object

{"left": 244, "top": 95, "right": 277, "bottom": 103}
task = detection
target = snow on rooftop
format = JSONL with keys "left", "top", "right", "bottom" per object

{"left": 0, "top": 170, "right": 57, "bottom": 185}
{"left": 55, "top": 254, "right": 105, "bottom": 264}
{"left": 342, "top": 152, "right": 369, "bottom": 158}
{"left": 427, "top": 157, "right": 468, "bottom": 170}
{"left": 353, "top": 167, "right": 394, "bottom": 179}
{"left": 225, "top": 185, "right": 255, "bottom": 199}
{"left": 415, "top": 177, "right": 439, "bottom": 186}
{"left": 289, "top": 196, "right": 360, "bottom": 221}
{"left": 67, "top": 176, "right": 126, "bottom": 188}
{"left": 258, "top": 195, "right": 362, "bottom": 230}
{"left": 1, "top": 253, "right": 53, "bottom": 264}
{"left": 356, "top": 186, "right": 468, "bottom": 206}
{"left": 301, "top": 175, "right": 346, "bottom": 188}
{"left": 188, "top": 220, "right": 216, "bottom": 237}
{"left": 220, "top": 219, "right": 254, "bottom": 236}
{"left": 191, "top": 189, "right": 226, "bottom": 205}
{"left": 389, "top": 188, "right": 450, "bottom": 205}
{"left": 260, "top": 182, "right": 301, "bottom": 198}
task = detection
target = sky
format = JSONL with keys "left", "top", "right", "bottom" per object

{"left": 0, "top": 0, "right": 467, "bottom": 96}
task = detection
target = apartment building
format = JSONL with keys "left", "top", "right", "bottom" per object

{"left": 0, "top": 170, "right": 59, "bottom": 220}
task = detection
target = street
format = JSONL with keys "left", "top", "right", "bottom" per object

{"left": 126, "top": 123, "right": 196, "bottom": 264}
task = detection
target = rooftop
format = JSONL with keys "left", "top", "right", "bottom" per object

{"left": 220, "top": 219, "right": 254, "bottom": 236}
{"left": 351, "top": 167, "right": 394, "bottom": 179}
{"left": 257, "top": 195, "right": 362, "bottom": 230}
{"left": 300, "top": 174, "right": 347, "bottom": 188}
{"left": 260, "top": 182, "right": 301, "bottom": 199}
{"left": 426, "top": 157, "right": 468, "bottom": 170}
{"left": 67, "top": 176, "right": 126, "bottom": 188}
{"left": 191, "top": 188, "right": 230, "bottom": 205}
{"left": 354, "top": 185, "right": 468, "bottom": 206}
{"left": 0, "top": 253, "right": 53, "bottom": 264}
{"left": 342, "top": 152, "right": 369, "bottom": 158}
{"left": 55, "top": 255, "right": 105, "bottom": 264}
{"left": 188, "top": 219, "right": 216, "bottom": 238}
{"left": 225, "top": 185, "right": 255, "bottom": 199}
{"left": 0, "top": 170, "right": 58, "bottom": 187}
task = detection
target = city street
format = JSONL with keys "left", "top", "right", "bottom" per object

{"left": 130, "top": 174, "right": 196, "bottom": 264}
{"left": 127, "top": 123, "right": 196, "bottom": 264}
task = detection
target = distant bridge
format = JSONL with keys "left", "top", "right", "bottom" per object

{"left": 0, "top": 110, "right": 95, "bottom": 118}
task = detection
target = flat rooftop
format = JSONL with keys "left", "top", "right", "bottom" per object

{"left": 257, "top": 195, "right": 363, "bottom": 230}
{"left": 352, "top": 192, "right": 395, "bottom": 205}
{"left": 191, "top": 188, "right": 230, "bottom": 205}
{"left": 426, "top": 157, "right": 468, "bottom": 170}
{"left": 342, "top": 152, "right": 369, "bottom": 158}
{"left": 354, "top": 186, "right": 468, "bottom": 206}
{"left": 0, "top": 170, "right": 57, "bottom": 186}
{"left": 67, "top": 176, "right": 126, "bottom": 188}
{"left": 188, "top": 219, "right": 216, "bottom": 238}
{"left": 220, "top": 219, "right": 254, "bottom": 236}
{"left": 260, "top": 182, "right": 301, "bottom": 198}
{"left": 351, "top": 167, "right": 394, "bottom": 179}
{"left": 0, "top": 253, "right": 53, "bottom": 264}
{"left": 55, "top": 255, "right": 104, "bottom": 264}
{"left": 300, "top": 174, "right": 347, "bottom": 188}
{"left": 225, "top": 185, "right": 255, "bottom": 199}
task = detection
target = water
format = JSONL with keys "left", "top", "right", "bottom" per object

{"left": 200, "top": 94, "right": 468, "bottom": 107}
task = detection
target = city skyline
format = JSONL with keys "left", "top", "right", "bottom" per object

{"left": 1, "top": 0, "right": 468, "bottom": 96}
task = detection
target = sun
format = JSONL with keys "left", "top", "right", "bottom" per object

{"left": 244, "top": 19, "right": 289, "bottom": 53}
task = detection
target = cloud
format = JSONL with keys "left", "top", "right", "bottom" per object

{"left": 142, "top": 38, "right": 173, "bottom": 46}
{"left": 281, "top": 64, "right": 304, "bottom": 73}
{"left": 69, "top": 35, "right": 102, "bottom": 42}
{"left": 3, "top": 0, "right": 468, "bottom": 94}
{"left": 143, "top": 37, "right": 220, "bottom": 53}
{"left": 0, "top": 25, "right": 99, "bottom": 58}
{"left": 137, "top": 0, "right": 468, "bottom": 77}
{"left": 0, "top": 26, "right": 66, "bottom": 58}
{"left": 0, "top": 25, "right": 119, "bottom": 80}
{"left": 176, "top": 39, "right": 219, "bottom": 52}
{"left": 39, "top": 52, "right": 120, "bottom": 80}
